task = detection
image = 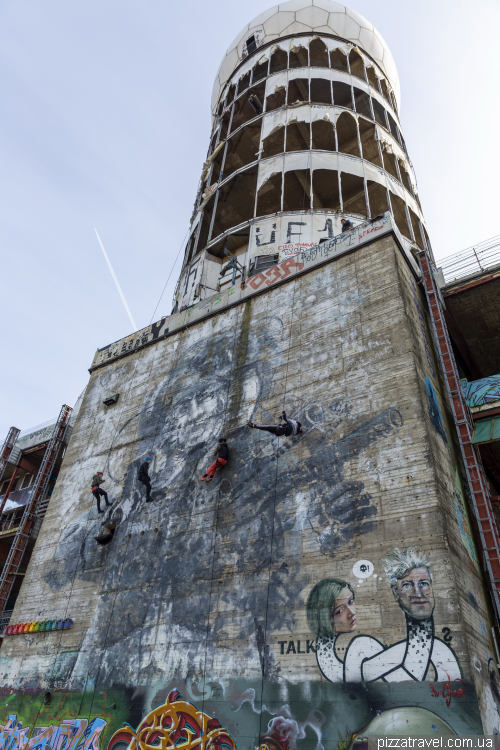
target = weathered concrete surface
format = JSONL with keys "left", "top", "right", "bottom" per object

{"left": 1, "top": 236, "right": 499, "bottom": 743}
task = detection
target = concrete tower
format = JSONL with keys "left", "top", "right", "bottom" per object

{"left": 1, "top": 1, "right": 500, "bottom": 745}
{"left": 173, "top": 0, "right": 425, "bottom": 312}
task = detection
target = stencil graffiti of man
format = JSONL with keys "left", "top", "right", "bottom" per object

{"left": 348, "top": 547, "right": 461, "bottom": 682}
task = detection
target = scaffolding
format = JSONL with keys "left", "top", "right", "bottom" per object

{"left": 0, "top": 405, "right": 72, "bottom": 614}
{"left": 418, "top": 249, "right": 500, "bottom": 621}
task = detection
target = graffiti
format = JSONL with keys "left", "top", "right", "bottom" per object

{"left": 461, "top": 375, "right": 500, "bottom": 408}
{"left": 277, "top": 641, "right": 316, "bottom": 655}
{"left": 309, "top": 547, "right": 461, "bottom": 684}
{"left": 352, "top": 561, "right": 374, "bottom": 579}
{"left": 425, "top": 377, "right": 447, "bottom": 443}
{"left": 430, "top": 679, "right": 465, "bottom": 707}
{"left": 107, "top": 690, "right": 235, "bottom": 750}
{"left": 0, "top": 716, "right": 107, "bottom": 750}
{"left": 441, "top": 627, "right": 452, "bottom": 643}
{"left": 451, "top": 465, "right": 480, "bottom": 570}
{"left": 92, "top": 214, "right": 393, "bottom": 369}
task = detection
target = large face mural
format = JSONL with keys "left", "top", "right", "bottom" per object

{"left": 33, "top": 314, "right": 489, "bottom": 741}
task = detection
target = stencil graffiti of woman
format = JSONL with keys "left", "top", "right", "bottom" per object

{"left": 306, "top": 578, "right": 382, "bottom": 683}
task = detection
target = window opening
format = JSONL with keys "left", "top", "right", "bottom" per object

{"left": 262, "top": 125, "right": 285, "bottom": 158}
{"left": 20, "top": 474, "right": 32, "bottom": 490}
{"left": 341, "top": 173, "right": 367, "bottom": 215}
{"left": 266, "top": 85, "right": 286, "bottom": 112}
{"left": 212, "top": 167, "right": 258, "bottom": 237}
{"left": 383, "top": 149, "right": 399, "bottom": 181}
{"left": 220, "top": 109, "right": 231, "bottom": 141}
{"left": 248, "top": 254, "right": 280, "bottom": 278}
{"left": 253, "top": 58, "right": 269, "bottom": 83}
{"left": 208, "top": 227, "right": 250, "bottom": 260}
{"left": 289, "top": 44, "right": 308, "bottom": 68}
{"left": 246, "top": 36, "right": 257, "bottom": 55}
{"left": 348, "top": 50, "right": 366, "bottom": 81}
{"left": 387, "top": 111, "right": 400, "bottom": 140}
{"left": 231, "top": 83, "right": 265, "bottom": 131}
{"left": 270, "top": 47, "right": 287, "bottom": 74}
{"left": 399, "top": 161, "right": 413, "bottom": 193}
{"left": 372, "top": 98, "right": 387, "bottom": 128}
{"left": 226, "top": 84, "right": 236, "bottom": 106}
{"left": 312, "top": 119, "right": 336, "bottom": 151}
{"left": 288, "top": 78, "right": 309, "bottom": 104}
{"left": 256, "top": 172, "right": 283, "bottom": 217}
{"left": 210, "top": 144, "right": 225, "bottom": 182}
{"left": 330, "top": 48, "right": 348, "bottom": 73}
{"left": 312, "top": 169, "right": 340, "bottom": 210}
{"left": 366, "top": 180, "right": 388, "bottom": 217}
{"left": 366, "top": 66, "right": 378, "bottom": 88}
{"left": 332, "top": 81, "right": 353, "bottom": 109}
{"left": 283, "top": 169, "right": 311, "bottom": 210}
{"left": 197, "top": 195, "right": 217, "bottom": 251}
{"left": 286, "top": 121, "right": 310, "bottom": 152}
{"left": 1, "top": 480, "right": 9, "bottom": 496}
{"left": 353, "top": 87, "right": 372, "bottom": 119}
{"left": 309, "top": 38, "right": 329, "bottom": 67}
{"left": 336, "top": 112, "right": 360, "bottom": 157}
{"left": 223, "top": 122, "right": 261, "bottom": 179}
{"left": 310, "top": 78, "right": 332, "bottom": 104}
{"left": 185, "top": 233, "right": 198, "bottom": 264}
{"left": 237, "top": 72, "right": 251, "bottom": 96}
{"left": 390, "top": 192, "right": 411, "bottom": 237}
{"left": 408, "top": 207, "right": 424, "bottom": 250}
{"left": 380, "top": 79, "right": 390, "bottom": 102}
{"left": 358, "top": 119, "right": 380, "bottom": 167}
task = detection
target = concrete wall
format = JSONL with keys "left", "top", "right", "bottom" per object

{"left": 1, "top": 235, "right": 499, "bottom": 745}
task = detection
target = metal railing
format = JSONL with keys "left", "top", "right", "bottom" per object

{"left": 440, "top": 234, "right": 500, "bottom": 284}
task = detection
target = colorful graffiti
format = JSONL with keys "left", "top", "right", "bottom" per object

{"left": 0, "top": 716, "right": 107, "bottom": 750}
{"left": 308, "top": 547, "right": 461, "bottom": 684}
{"left": 461, "top": 376, "right": 500, "bottom": 408}
{"left": 425, "top": 377, "right": 447, "bottom": 443}
{"left": 107, "top": 690, "right": 236, "bottom": 750}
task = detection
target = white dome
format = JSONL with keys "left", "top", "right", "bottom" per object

{"left": 212, "top": 0, "right": 400, "bottom": 117}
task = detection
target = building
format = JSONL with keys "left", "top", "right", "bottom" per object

{"left": 0, "top": 398, "right": 81, "bottom": 629}
{"left": 1, "top": 1, "right": 500, "bottom": 743}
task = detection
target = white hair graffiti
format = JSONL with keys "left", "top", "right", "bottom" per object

{"left": 380, "top": 546, "right": 433, "bottom": 586}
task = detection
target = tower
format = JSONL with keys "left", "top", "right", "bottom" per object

{"left": 1, "top": 1, "right": 500, "bottom": 743}
{"left": 173, "top": 0, "right": 426, "bottom": 312}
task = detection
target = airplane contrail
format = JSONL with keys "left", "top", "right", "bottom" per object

{"left": 95, "top": 229, "right": 137, "bottom": 332}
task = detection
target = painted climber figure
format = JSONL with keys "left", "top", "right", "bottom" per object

{"left": 200, "top": 438, "right": 229, "bottom": 483}
{"left": 341, "top": 218, "right": 354, "bottom": 233}
{"left": 137, "top": 457, "right": 153, "bottom": 502}
{"left": 91, "top": 472, "right": 111, "bottom": 514}
{"left": 246, "top": 410, "right": 304, "bottom": 437}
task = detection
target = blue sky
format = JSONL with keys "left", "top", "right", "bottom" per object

{"left": 1, "top": 0, "right": 499, "bottom": 436}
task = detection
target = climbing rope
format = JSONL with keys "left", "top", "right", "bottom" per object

{"left": 149, "top": 227, "right": 190, "bottom": 325}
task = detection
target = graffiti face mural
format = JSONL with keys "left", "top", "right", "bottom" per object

{"left": 309, "top": 547, "right": 461, "bottom": 685}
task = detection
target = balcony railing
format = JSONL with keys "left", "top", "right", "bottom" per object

{"left": 440, "top": 234, "right": 500, "bottom": 284}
